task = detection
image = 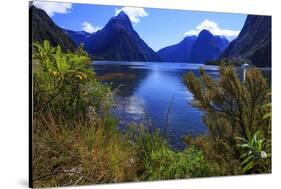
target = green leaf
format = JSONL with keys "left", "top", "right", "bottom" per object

{"left": 264, "top": 103, "right": 271, "bottom": 108}
{"left": 241, "top": 156, "right": 253, "bottom": 166}
{"left": 242, "top": 161, "right": 254, "bottom": 173}
{"left": 262, "top": 113, "right": 272, "bottom": 120}
{"left": 43, "top": 40, "right": 50, "bottom": 51}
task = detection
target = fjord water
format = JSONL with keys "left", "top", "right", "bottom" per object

{"left": 93, "top": 62, "right": 272, "bottom": 148}
{"left": 91, "top": 61, "right": 218, "bottom": 149}
{"left": 93, "top": 61, "right": 220, "bottom": 149}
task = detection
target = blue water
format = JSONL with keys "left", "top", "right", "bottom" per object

{"left": 92, "top": 61, "right": 220, "bottom": 149}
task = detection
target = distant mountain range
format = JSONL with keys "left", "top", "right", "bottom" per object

{"left": 30, "top": 5, "right": 271, "bottom": 67}
{"left": 30, "top": 6, "right": 76, "bottom": 51}
{"left": 220, "top": 15, "right": 271, "bottom": 67}
{"left": 62, "top": 29, "right": 91, "bottom": 47}
{"left": 157, "top": 30, "right": 229, "bottom": 63}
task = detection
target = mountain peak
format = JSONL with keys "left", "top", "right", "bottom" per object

{"left": 114, "top": 11, "right": 130, "bottom": 23}
{"left": 198, "top": 29, "right": 213, "bottom": 36}
{"left": 116, "top": 10, "right": 128, "bottom": 18}
{"left": 106, "top": 11, "right": 132, "bottom": 29}
{"left": 83, "top": 9, "right": 159, "bottom": 61}
{"left": 197, "top": 29, "right": 215, "bottom": 42}
{"left": 189, "top": 29, "right": 229, "bottom": 63}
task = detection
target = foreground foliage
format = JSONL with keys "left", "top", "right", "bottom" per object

{"left": 32, "top": 41, "right": 211, "bottom": 187}
{"left": 32, "top": 41, "right": 271, "bottom": 187}
{"left": 183, "top": 65, "right": 271, "bottom": 175}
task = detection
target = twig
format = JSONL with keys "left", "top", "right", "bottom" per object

{"left": 42, "top": 165, "right": 59, "bottom": 186}
{"left": 163, "top": 94, "right": 175, "bottom": 135}
{"left": 74, "top": 175, "right": 83, "bottom": 185}
{"left": 33, "top": 168, "right": 96, "bottom": 185}
{"left": 34, "top": 77, "right": 74, "bottom": 113}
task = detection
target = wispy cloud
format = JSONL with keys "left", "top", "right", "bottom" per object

{"left": 184, "top": 19, "right": 240, "bottom": 40}
{"left": 115, "top": 7, "right": 149, "bottom": 24}
{"left": 82, "top": 22, "right": 101, "bottom": 33}
{"left": 33, "top": 1, "right": 72, "bottom": 17}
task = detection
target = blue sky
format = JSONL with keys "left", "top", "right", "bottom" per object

{"left": 33, "top": 1, "right": 247, "bottom": 51}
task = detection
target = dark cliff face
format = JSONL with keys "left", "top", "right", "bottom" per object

{"left": 221, "top": 15, "right": 272, "bottom": 67}
{"left": 30, "top": 6, "right": 76, "bottom": 51}
{"left": 189, "top": 29, "right": 229, "bottom": 63}
{"left": 84, "top": 11, "right": 160, "bottom": 61}
{"left": 157, "top": 36, "right": 197, "bottom": 63}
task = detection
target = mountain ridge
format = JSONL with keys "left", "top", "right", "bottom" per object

{"left": 220, "top": 15, "right": 271, "bottom": 67}
{"left": 30, "top": 6, "right": 76, "bottom": 51}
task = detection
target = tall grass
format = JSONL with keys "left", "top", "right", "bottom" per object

{"left": 33, "top": 111, "right": 138, "bottom": 187}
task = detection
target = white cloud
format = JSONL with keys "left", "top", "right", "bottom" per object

{"left": 33, "top": 1, "right": 72, "bottom": 17}
{"left": 82, "top": 22, "right": 101, "bottom": 33}
{"left": 184, "top": 19, "right": 240, "bottom": 40}
{"left": 115, "top": 7, "right": 149, "bottom": 24}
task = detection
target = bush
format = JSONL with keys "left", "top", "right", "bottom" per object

{"left": 143, "top": 146, "right": 213, "bottom": 180}
{"left": 183, "top": 65, "right": 271, "bottom": 175}
{"left": 132, "top": 128, "right": 213, "bottom": 180}
{"left": 33, "top": 40, "right": 113, "bottom": 122}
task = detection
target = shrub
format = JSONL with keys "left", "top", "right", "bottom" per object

{"left": 183, "top": 65, "right": 271, "bottom": 175}
{"left": 143, "top": 146, "right": 212, "bottom": 180}
{"left": 33, "top": 40, "right": 113, "bottom": 122}
{"left": 132, "top": 128, "right": 213, "bottom": 180}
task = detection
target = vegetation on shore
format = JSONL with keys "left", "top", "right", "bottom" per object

{"left": 32, "top": 41, "right": 213, "bottom": 187}
{"left": 205, "top": 58, "right": 252, "bottom": 66}
{"left": 32, "top": 40, "right": 271, "bottom": 187}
